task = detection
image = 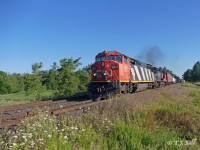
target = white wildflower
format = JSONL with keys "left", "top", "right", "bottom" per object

{"left": 20, "top": 142, "right": 25, "bottom": 146}
{"left": 13, "top": 143, "right": 17, "bottom": 146}
{"left": 13, "top": 135, "right": 18, "bottom": 138}
{"left": 0, "top": 141, "right": 5, "bottom": 144}
{"left": 48, "top": 135, "right": 52, "bottom": 138}
{"left": 64, "top": 136, "right": 68, "bottom": 139}
{"left": 28, "top": 133, "right": 33, "bottom": 138}
{"left": 38, "top": 139, "right": 44, "bottom": 141}
{"left": 30, "top": 141, "right": 35, "bottom": 146}
{"left": 61, "top": 129, "right": 64, "bottom": 132}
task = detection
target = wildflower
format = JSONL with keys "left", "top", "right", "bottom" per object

{"left": 38, "top": 139, "right": 44, "bottom": 141}
{"left": 13, "top": 135, "right": 18, "bottom": 139}
{"left": 48, "top": 135, "right": 52, "bottom": 138}
{"left": 44, "top": 117, "right": 47, "bottom": 120}
{"left": 28, "top": 133, "right": 33, "bottom": 138}
{"left": 82, "top": 129, "right": 85, "bottom": 131}
{"left": 71, "top": 126, "right": 78, "bottom": 130}
{"left": 0, "top": 141, "right": 5, "bottom": 144}
{"left": 30, "top": 141, "right": 35, "bottom": 146}
{"left": 20, "top": 142, "right": 25, "bottom": 146}
{"left": 13, "top": 143, "right": 17, "bottom": 146}
{"left": 61, "top": 129, "right": 64, "bottom": 132}
{"left": 44, "top": 131, "right": 48, "bottom": 133}
{"left": 64, "top": 136, "right": 68, "bottom": 139}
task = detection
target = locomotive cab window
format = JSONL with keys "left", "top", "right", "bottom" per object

{"left": 95, "top": 56, "right": 106, "bottom": 61}
{"left": 124, "top": 56, "right": 128, "bottom": 64}
{"left": 107, "top": 55, "right": 115, "bottom": 60}
{"left": 116, "top": 55, "right": 122, "bottom": 62}
{"left": 101, "top": 56, "right": 106, "bottom": 61}
{"left": 95, "top": 57, "right": 101, "bottom": 61}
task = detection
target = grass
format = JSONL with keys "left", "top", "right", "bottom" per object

{"left": 194, "top": 82, "right": 200, "bottom": 86}
{"left": 0, "top": 90, "right": 54, "bottom": 107}
{"left": 0, "top": 90, "right": 89, "bottom": 107}
{"left": 0, "top": 84, "right": 200, "bottom": 149}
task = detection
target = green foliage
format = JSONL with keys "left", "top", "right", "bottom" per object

{"left": 56, "top": 58, "right": 81, "bottom": 97}
{"left": 183, "top": 69, "right": 193, "bottom": 82}
{"left": 159, "top": 66, "right": 174, "bottom": 75}
{"left": 0, "top": 58, "right": 91, "bottom": 99}
{"left": 183, "top": 61, "right": 200, "bottom": 82}
{"left": 0, "top": 71, "right": 24, "bottom": 94}
{"left": 32, "top": 62, "right": 43, "bottom": 74}
{"left": 23, "top": 73, "right": 45, "bottom": 101}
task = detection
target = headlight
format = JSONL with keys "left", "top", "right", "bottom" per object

{"left": 111, "top": 65, "right": 119, "bottom": 69}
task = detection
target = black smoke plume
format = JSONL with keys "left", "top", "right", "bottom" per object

{"left": 137, "top": 46, "right": 164, "bottom": 66}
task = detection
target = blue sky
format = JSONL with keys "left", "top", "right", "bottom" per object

{"left": 0, "top": 0, "right": 200, "bottom": 77}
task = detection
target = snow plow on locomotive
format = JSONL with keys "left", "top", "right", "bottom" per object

{"left": 88, "top": 51, "right": 178, "bottom": 101}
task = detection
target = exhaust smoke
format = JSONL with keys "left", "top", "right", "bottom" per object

{"left": 137, "top": 46, "right": 164, "bottom": 66}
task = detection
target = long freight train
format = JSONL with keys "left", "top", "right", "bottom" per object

{"left": 88, "top": 51, "right": 180, "bottom": 101}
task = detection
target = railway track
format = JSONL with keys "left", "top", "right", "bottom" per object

{"left": 0, "top": 85, "right": 177, "bottom": 129}
{"left": 0, "top": 99, "right": 94, "bottom": 129}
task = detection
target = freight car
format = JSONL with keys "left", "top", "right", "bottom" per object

{"left": 88, "top": 51, "right": 176, "bottom": 101}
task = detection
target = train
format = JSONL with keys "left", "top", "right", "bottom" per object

{"left": 88, "top": 51, "right": 180, "bottom": 101}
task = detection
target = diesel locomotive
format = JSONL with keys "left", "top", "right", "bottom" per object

{"left": 88, "top": 51, "right": 178, "bottom": 101}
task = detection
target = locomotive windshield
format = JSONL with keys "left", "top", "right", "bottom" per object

{"left": 96, "top": 55, "right": 122, "bottom": 62}
{"left": 116, "top": 55, "right": 122, "bottom": 62}
{"left": 95, "top": 56, "right": 106, "bottom": 61}
{"left": 107, "top": 55, "right": 115, "bottom": 60}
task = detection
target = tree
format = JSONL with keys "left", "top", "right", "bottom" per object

{"left": 183, "top": 69, "right": 193, "bottom": 82}
{"left": 32, "top": 62, "right": 43, "bottom": 74}
{"left": 23, "top": 73, "right": 45, "bottom": 101}
{"left": 192, "top": 61, "right": 200, "bottom": 81}
{"left": 56, "top": 57, "right": 81, "bottom": 97}
{"left": 47, "top": 62, "right": 59, "bottom": 90}
{"left": 0, "top": 71, "right": 12, "bottom": 94}
{"left": 23, "top": 62, "right": 46, "bottom": 100}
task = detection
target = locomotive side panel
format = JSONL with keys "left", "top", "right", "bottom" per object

{"left": 130, "top": 63, "right": 155, "bottom": 83}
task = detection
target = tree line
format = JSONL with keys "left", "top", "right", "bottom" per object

{"left": 0, "top": 57, "right": 91, "bottom": 100}
{"left": 183, "top": 61, "right": 200, "bottom": 82}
